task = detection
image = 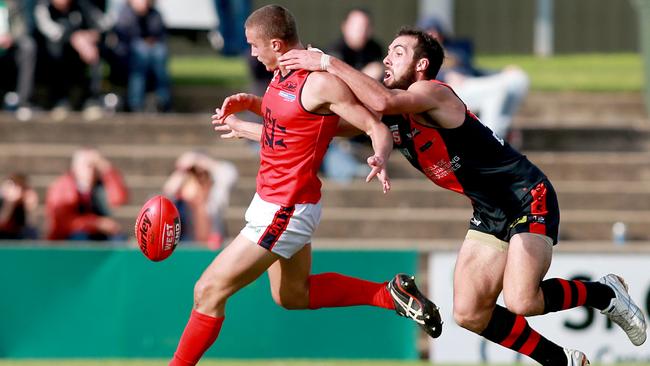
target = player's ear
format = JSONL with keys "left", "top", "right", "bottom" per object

{"left": 415, "top": 58, "right": 429, "bottom": 73}
{"left": 271, "top": 39, "right": 283, "bottom": 52}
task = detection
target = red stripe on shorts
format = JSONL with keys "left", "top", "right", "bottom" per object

{"left": 530, "top": 182, "right": 547, "bottom": 235}
{"left": 258, "top": 206, "right": 295, "bottom": 251}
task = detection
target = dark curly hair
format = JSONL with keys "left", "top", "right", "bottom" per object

{"left": 396, "top": 26, "right": 444, "bottom": 79}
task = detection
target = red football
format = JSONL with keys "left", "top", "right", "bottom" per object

{"left": 135, "top": 195, "right": 181, "bottom": 261}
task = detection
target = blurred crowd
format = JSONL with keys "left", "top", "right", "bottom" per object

{"left": 0, "top": 0, "right": 172, "bottom": 122}
{"left": 0, "top": 148, "right": 238, "bottom": 248}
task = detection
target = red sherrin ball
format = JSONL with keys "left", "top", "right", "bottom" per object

{"left": 135, "top": 195, "right": 181, "bottom": 261}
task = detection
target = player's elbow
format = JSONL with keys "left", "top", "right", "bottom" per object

{"left": 368, "top": 95, "right": 393, "bottom": 114}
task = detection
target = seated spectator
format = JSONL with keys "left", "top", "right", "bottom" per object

{"left": 163, "top": 151, "right": 237, "bottom": 249}
{"left": 0, "top": 173, "right": 38, "bottom": 239}
{"left": 419, "top": 17, "right": 530, "bottom": 141}
{"left": 46, "top": 148, "right": 128, "bottom": 241}
{"left": 34, "top": 0, "right": 111, "bottom": 121}
{"left": 321, "top": 7, "right": 384, "bottom": 182}
{"left": 112, "top": 0, "right": 171, "bottom": 112}
{"left": 329, "top": 7, "right": 384, "bottom": 81}
{"left": 0, "top": 0, "right": 37, "bottom": 121}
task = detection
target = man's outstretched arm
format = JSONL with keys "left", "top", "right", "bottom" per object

{"left": 279, "top": 50, "right": 437, "bottom": 115}
{"left": 304, "top": 72, "right": 393, "bottom": 192}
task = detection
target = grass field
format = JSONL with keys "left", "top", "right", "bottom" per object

{"left": 170, "top": 53, "right": 643, "bottom": 92}
{"left": 0, "top": 361, "right": 649, "bottom": 366}
{"left": 476, "top": 53, "right": 643, "bottom": 92}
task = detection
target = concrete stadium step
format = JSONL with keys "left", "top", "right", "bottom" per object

{"left": 518, "top": 126, "right": 650, "bottom": 152}
{"left": 512, "top": 92, "right": 650, "bottom": 151}
{"left": 0, "top": 113, "right": 224, "bottom": 145}
{"left": 2, "top": 100, "right": 649, "bottom": 152}
{"left": 386, "top": 151, "right": 650, "bottom": 182}
{"left": 0, "top": 142, "right": 259, "bottom": 177}
{"left": 3, "top": 143, "right": 650, "bottom": 182}
{"left": 25, "top": 176, "right": 650, "bottom": 211}
{"left": 516, "top": 92, "right": 647, "bottom": 127}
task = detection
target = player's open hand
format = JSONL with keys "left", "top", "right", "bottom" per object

{"left": 366, "top": 155, "right": 390, "bottom": 194}
{"left": 279, "top": 49, "right": 324, "bottom": 72}
{"left": 214, "top": 93, "right": 254, "bottom": 120}
{"left": 212, "top": 110, "right": 242, "bottom": 139}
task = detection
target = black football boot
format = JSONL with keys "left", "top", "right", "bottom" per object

{"left": 387, "top": 273, "right": 443, "bottom": 338}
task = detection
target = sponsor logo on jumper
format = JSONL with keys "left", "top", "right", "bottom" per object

{"left": 280, "top": 80, "right": 297, "bottom": 92}
{"left": 389, "top": 124, "right": 402, "bottom": 145}
{"left": 278, "top": 90, "right": 296, "bottom": 102}
{"left": 422, "top": 156, "right": 461, "bottom": 181}
{"left": 263, "top": 107, "right": 287, "bottom": 149}
{"left": 406, "top": 128, "right": 420, "bottom": 139}
{"left": 470, "top": 217, "right": 482, "bottom": 226}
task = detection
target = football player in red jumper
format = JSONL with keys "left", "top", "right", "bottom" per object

{"left": 169, "top": 6, "right": 442, "bottom": 366}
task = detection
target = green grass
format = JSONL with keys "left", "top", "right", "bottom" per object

{"left": 169, "top": 53, "right": 644, "bottom": 92}
{"left": 0, "top": 361, "right": 648, "bottom": 366}
{"left": 477, "top": 53, "right": 643, "bottom": 92}
{"left": 170, "top": 56, "right": 250, "bottom": 88}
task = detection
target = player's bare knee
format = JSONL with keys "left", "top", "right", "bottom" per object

{"left": 453, "top": 305, "right": 488, "bottom": 333}
{"left": 270, "top": 285, "right": 309, "bottom": 310}
{"left": 193, "top": 276, "right": 229, "bottom": 310}
{"left": 503, "top": 294, "right": 538, "bottom": 316}
{"left": 453, "top": 311, "right": 483, "bottom": 333}
{"left": 454, "top": 308, "right": 483, "bottom": 333}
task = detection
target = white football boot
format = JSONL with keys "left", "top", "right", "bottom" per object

{"left": 598, "top": 274, "right": 647, "bottom": 346}
{"left": 564, "top": 348, "right": 590, "bottom": 366}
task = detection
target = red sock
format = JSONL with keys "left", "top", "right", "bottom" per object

{"left": 308, "top": 272, "right": 395, "bottom": 310}
{"left": 169, "top": 310, "right": 224, "bottom": 366}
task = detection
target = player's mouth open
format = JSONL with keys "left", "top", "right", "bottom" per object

{"left": 384, "top": 70, "right": 392, "bottom": 82}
